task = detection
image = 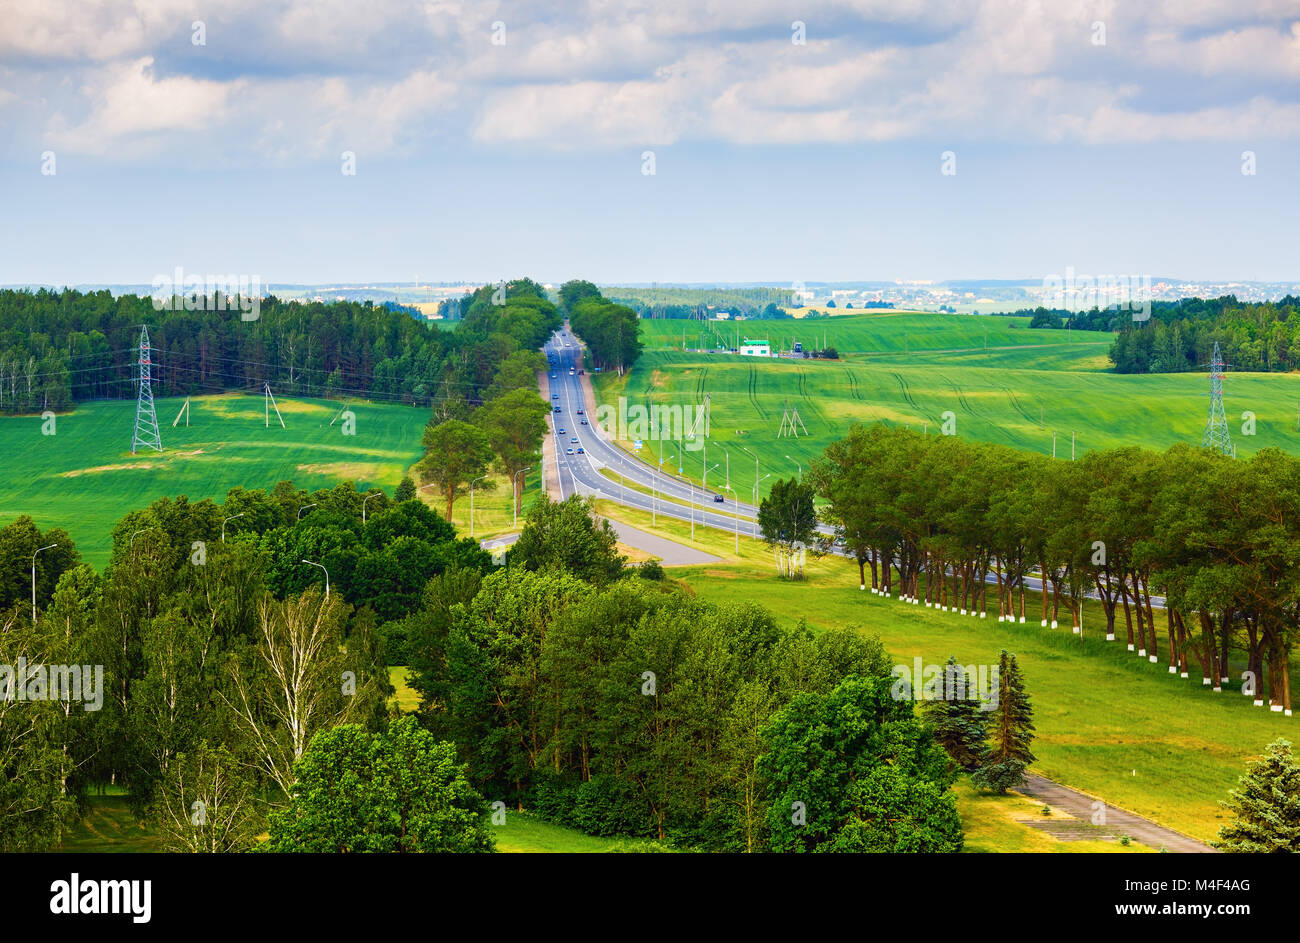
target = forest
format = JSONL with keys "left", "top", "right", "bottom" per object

{"left": 1018, "top": 295, "right": 1300, "bottom": 374}
{"left": 0, "top": 485, "right": 968, "bottom": 854}
{"left": 0, "top": 279, "right": 561, "bottom": 414}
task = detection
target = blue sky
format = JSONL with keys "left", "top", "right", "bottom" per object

{"left": 1, "top": 1, "right": 1297, "bottom": 285}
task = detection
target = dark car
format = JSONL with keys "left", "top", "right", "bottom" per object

{"left": 558, "top": 428, "right": 565, "bottom": 435}
{"left": 713, "top": 494, "right": 724, "bottom": 503}
{"left": 576, "top": 447, "right": 584, "bottom": 454}
{"left": 554, "top": 406, "right": 561, "bottom": 413}
{"left": 580, "top": 418, "right": 588, "bottom": 425}
{"left": 576, "top": 408, "right": 584, "bottom": 414}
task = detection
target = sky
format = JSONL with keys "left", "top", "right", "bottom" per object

{"left": 1, "top": 0, "right": 1297, "bottom": 286}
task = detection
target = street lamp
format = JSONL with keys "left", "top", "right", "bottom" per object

{"left": 786, "top": 454, "right": 801, "bottom": 482}
{"left": 31, "top": 543, "right": 57, "bottom": 623}
{"left": 297, "top": 503, "right": 317, "bottom": 521}
{"left": 362, "top": 491, "right": 380, "bottom": 524}
{"left": 726, "top": 485, "right": 738, "bottom": 554}
{"left": 222, "top": 512, "right": 245, "bottom": 542}
{"left": 753, "top": 473, "right": 771, "bottom": 538}
{"left": 513, "top": 466, "right": 532, "bottom": 529}
{"left": 710, "top": 439, "right": 730, "bottom": 491}
{"left": 470, "top": 475, "right": 489, "bottom": 538}
{"left": 301, "top": 559, "right": 329, "bottom": 598}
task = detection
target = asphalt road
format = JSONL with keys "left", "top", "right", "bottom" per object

{"left": 546, "top": 325, "right": 1168, "bottom": 616}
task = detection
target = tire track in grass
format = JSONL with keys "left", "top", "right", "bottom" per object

{"left": 1003, "top": 386, "right": 1038, "bottom": 426}
{"left": 748, "top": 364, "right": 769, "bottom": 419}
{"left": 939, "top": 371, "right": 984, "bottom": 418}
{"left": 892, "top": 372, "right": 920, "bottom": 410}
{"left": 843, "top": 365, "right": 864, "bottom": 401}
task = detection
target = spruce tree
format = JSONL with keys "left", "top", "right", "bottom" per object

{"left": 395, "top": 476, "right": 416, "bottom": 502}
{"left": 922, "top": 655, "right": 989, "bottom": 772}
{"left": 972, "top": 650, "right": 1035, "bottom": 793}
{"left": 1213, "top": 738, "right": 1300, "bottom": 852}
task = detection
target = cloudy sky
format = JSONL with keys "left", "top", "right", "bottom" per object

{"left": 1, "top": 0, "right": 1297, "bottom": 285}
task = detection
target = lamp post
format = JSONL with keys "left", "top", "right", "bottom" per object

{"left": 31, "top": 543, "right": 57, "bottom": 623}
{"left": 726, "top": 486, "right": 738, "bottom": 554}
{"left": 786, "top": 454, "right": 801, "bottom": 482}
{"left": 470, "top": 475, "right": 488, "bottom": 538}
{"left": 362, "top": 492, "right": 380, "bottom": 524}
{"left": 297, "top": 503, "right": 316, "bottom": 521}
{"left": 753, "top": 473, "right": 771, "bottom": 538}
{"left": 513, "top": 466, "right": 532, "bottom": 530}
{"left": 737, "top": 444, "right": 759, "bottom": 513}
{"left": 222, "top": 512, "right": 245, "bottom": 542}
{"left": 710, "top": 439, "right": 730, "bottom": 491}
{"left": 301, "top": 559, "right": 329, "bottom": 598}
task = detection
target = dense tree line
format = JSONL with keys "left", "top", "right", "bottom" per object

{"left": 561, "top": 280, "right": 643, "bottom": 375}
{"left": 0, "top": 479, "right": 498, "bottom": 851}
{"left": 603, "top": 286, "right": 794, "bottom": 320}
{"left": 811, "top": 425, "right": 1297, "bottom": 716}
{"left": 0, "top": 483, "right": 966, "bottom": 852}
{"left": 1108, "top": 296, "right": 1300, "bottom": 374}
{"left": 0, "top": 280, "right": 560, "bottom": 414}
{"left": 1017, "top": 295, "right": 1300, "bottom": 374}
{"left": 404, "top": 494, "right": 963, "bottom": 851}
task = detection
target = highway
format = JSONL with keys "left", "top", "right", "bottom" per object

{"left": 544, "top": 326, "right": 761, "bottom": 540}
{"left": 544, "top": 325, "right": 1166, "bottom": 620}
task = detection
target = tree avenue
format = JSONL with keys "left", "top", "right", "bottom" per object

{"left": 811, "top": 424, "right": 1297, "bottom": 717}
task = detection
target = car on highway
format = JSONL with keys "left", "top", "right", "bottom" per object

{"left": 550, "top": 373, "right": 556, "bottom": 378}
{"left": 554, "top": 406, "right": 561, "bottom": 413}
{"left": 565, "top": 447, "right": 574, "bottom": 455}
{"left": 552, "top": 393, "right": 559, "bottom": 399}
{"left": 570, "top": 436, "right": 578, "bottom": 443}
{"left": 558, "top": 428, "right": 565, "bottom": 434}
{"left": 576, "top": 446, "right": 584, "bottom": 454}
{"left": 580, "top": 418, "right": 588, "bottom": 425}
{"left": 713, "top": 494, "right": 724, "bottom": 503}
{"left": 576, "top": 408, "right": 583, "bottom": 414}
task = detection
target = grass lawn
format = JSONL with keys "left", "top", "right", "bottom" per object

{"left": 599, "top": 312, "right": 1300, "bottom": 505}
{"left": 0, "top": 394, "right": 430, "bottom": 568}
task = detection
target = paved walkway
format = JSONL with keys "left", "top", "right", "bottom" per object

{"left": 601, "top": 518, "right": 721, "bottom": 566}
{"left": 1017, "top": 773, "right": 1217, "bottom": 853}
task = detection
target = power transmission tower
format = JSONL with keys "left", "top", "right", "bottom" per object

{"left": 1201, "top": 341, "right": 1234, "bottom": 456}
{"left": 131, "top": 324, "right": 163, "bottom": 454}
{"left": 777, "top": 399, "right": 808, "bottom": 438}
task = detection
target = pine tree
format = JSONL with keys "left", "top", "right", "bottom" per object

{"left": 1213, "top": 738, "right": 1300, "bottom": 853}
{"left": 395, "top": 476, "right": 416, "bottom": 503}
{"left": 922, "top": 656, "right": 989, "bottom": 772}
{"left": 972, "top": 650, "right": 1035, "bottom": 793}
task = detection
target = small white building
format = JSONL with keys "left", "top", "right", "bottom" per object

{"left": 739, "top": 339, "right": 770, "bottom": 357}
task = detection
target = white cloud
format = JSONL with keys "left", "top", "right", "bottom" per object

{"left": 4, "top": 0, "right": 1298, "bottom": 163}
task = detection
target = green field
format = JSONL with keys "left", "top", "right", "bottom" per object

{"left": 587, "top": 498, "right": 1293, "bottom": 844}
{"left": 0, "top": 394, "right": 430, "bottom": 568}
{"left": 598, "top": 312, "right": 1300, "bottom": 501}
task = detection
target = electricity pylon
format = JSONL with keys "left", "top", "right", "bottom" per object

{"left": 1201, "top": 340, "right": 1233, "bottom": 456}
{"left": 131, "top": 325, "right": 163, "bottom": 454}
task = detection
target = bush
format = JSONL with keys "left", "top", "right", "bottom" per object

{"left": 571, "top": 776, "right": 653, "bottom": 838}
{"left": 638, "top": 559, "right": 665, "bottom": 581}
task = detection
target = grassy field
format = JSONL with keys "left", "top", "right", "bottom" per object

{"left": 0, "top": 394, "right": 433, "bottom": 568}
{"left": 588, "top": 500, "right": 1294, "bottom": 843}
{"left": 596, "top": 312, "right": 1300, "bottom": 502}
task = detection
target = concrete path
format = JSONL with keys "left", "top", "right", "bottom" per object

{"left": 1016, "top": 773, "right": 1217, "bottom": 853}
{"left": 600, "top": 518, "right": 721, "bottom": 566}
